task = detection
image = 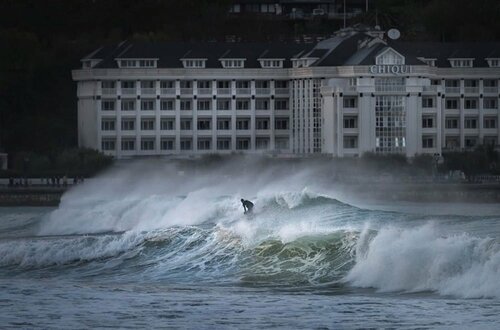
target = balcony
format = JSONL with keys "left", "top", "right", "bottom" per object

{"left": 256, "top": 88, "right": 271, "bottom": 95}
{"left": 484, "top": 87, "right": 498, "bottom": 94}
{"left": 141, "top": 88, "right": 156, "bottom": 95}
{"left": 197, "top": 88, "right": 212, "bottom": 96}
{"left": 180, "top": 88, "right": 193, "bottom": 95}
{"left": 160, "top": 88, "right": 176, "bottom": 95}
{"left": 445, "top": 87, "right": 460, "bottom": 94}
{"left": 422, "top": 85, "right": 438, "bottom": 92}
{"left": 121, "top": 88, "right": 136, "bottom": 95}
{"left": 236, "top": 88, "right": 251, "bottom": 95}
{"left": 374, "top": 85, "right": 405, "bottom": 92}
{"left": 102, "top": 88, "right": 116, "bottom": 95}
{"left": 275, "top": 88, "right": 289, "bottom": 95}
{"left": 217, "top": 88, "right": 231, "bottom": 95}
{"left": 464, "top": 87, "right": 479, "bottom": 94}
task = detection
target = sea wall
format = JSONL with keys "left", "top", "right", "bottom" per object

{"left": 0, "top": 187, "right": 66, "bottom": 206}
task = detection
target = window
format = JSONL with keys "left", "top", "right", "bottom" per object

{"left": 121, "top": 139, "right": 135, "bottom": 151}
{"left": 255, "top": 99, "right": 269, "bottom": 110}
{"left": 236, "top": 81, "right": 250, "bottom": 89}
{"left": 161, "top": 99, "right": 174, "bottom": 111}
{"left": 180, "top": 139, "right": 192, "bottom": 150}
{"left": 464, "top": 98, "right": 478, "bottom": 109}
{"left": 344, "top": 117, "right": 357, "bottom": 129}
{"left": 376, "top": 49, "right": 404, "bottom": 65}
{"left": 121, "top": 119, "right": 135, "bottom": 131}
{"left": 121, "top": 100, "right": 135, "bottom": 111}
{"left": 101, "top": 119, "right": 115, "bottom": 131}
{"left": 217, "top": 81, "right": 230, "bottom": 89}
{"left": 141, "top": 100, "right": 155, "bottom": 111}
{"left": 275, "top": 138, "right": 289, "bottom": 150}
{"left": 121, "top": 81, "right": 135, "bottom": 89}
{"left": 197, "top": 139, "right": 211, "bottom": 150}
{"left": 484, "top": 98, "right": 498, "bottom": 109}
{"left": 236, "top": 138, "right": 250, "bottom": 150}
{"left": 256, "top": 138, "right": 269, "bottom": 150}
{"left": 422, "top": 136, "right": 434, "bottom": 148}
{"left": 236, "top": 119, "right": 250, "bottom": 130}
{"left": 450, "top": 59, "right": 473, "bottom": 67}
{"left": 464, "top": 118, "right": 477, "bottom": 129}
{"left": 221, "top": 59, "right": 245, "bottom": 68}
{"left": 161, "top": 118, "right": 174, "bottom": 130}
{"left": 484, "top": 136, "right": 497, "bottom": 146}
{"left": 101, "top": 100, "right": 115, "bottom": 111}
{"left": 180, "top": 119, "right": 192, "bottom": 130}
{"left": 343, "top": 97, "right": 357, "bottom": 108}
{"left": 217, "top": 138, "right": 231, "bottom": 150}
{"left": 183, "top": 59, "right": 205, "bottom": 68}
{"left": 236, "top": 99, "right": 249, "bottom": 110}
{"left": 260, "top": 59, "right": 283, "bottom": 68}
{"left": 198, "top": 80, "right": 211, "bottom": 89}
{"left": 487, "top": 59, "right": 500, "bottom": 67}
{"left": 465, "top": 137, "right": 478, "bottom": 148}
{"left": 275, "top": 99, "right": 288, "bottom": 110}
{"left": 197, "top": 100, "right": 211, "bottom": 111}
{"left": 180, "top": 81, "right": 192, "bottom": 89}
{"left": 161, "top": 138, "right": 174, "bottom": 150}
{"left": 141, "top": 119, "right": 155, "bottom": 130}
{"left": 275, "top": 81, "right": 288, "bottom": 89}
{"left": 484, "top": 117, "right": 497, "bottom": 129}
{"left": 120, "top": 60, "right": 137, "bottom": 68}
{"left": 217, "top": 118, "right": 231, "bottom": 130}
{"left": 141, "top": 138, "right": 155, "bottom": 151}
{"left": 256, "top": 118, "right": 269, "bottom": 130}
{"left": 275, "top": 118, "right": 288, "bottom": 130}
{"left": 217, "top": 99, "right": 230, "bottom": 110}
{"left": 445, "top": 117, "right": 459, "bottom": 129}
{"left": 422, "top": 98, "right": 434, "bottom": 108}
{"left": 102, "top": 81, "right": 116, "bottom": 89}
{"left": 101, "top": 139, "right": 115, "bottom": 151}
{"left": 422, "top": 116, "right": 434, "bottom": 128}
{"left": 161, "top": 80, "right": 174, "bottom": 89}
{"left": 180, "top": 100, "right": 192, "bottom": 111}
{"left": 139, "top": 60, "right": 156, "bottom": 68}
{"left": 197, "top": 119, "right": 211, "bottom": 130}
{"left": 446, "top": 99, "right": 459, "bottom": 109}
{"left": 255, "top": 80, "right": 269, "bottom": 89}
{"left": 343, "top": 136, "right": 358, "bottom": 149}
{"left": 141, "top": 80, "right": 155, "bottom": 89}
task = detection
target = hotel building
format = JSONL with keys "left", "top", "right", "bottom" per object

{"left": 72, "top": 27, "right": 500, "bottom": 158}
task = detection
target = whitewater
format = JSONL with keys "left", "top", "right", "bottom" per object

{"left": 1, "top": 159, "right": 500, "bottom": 328}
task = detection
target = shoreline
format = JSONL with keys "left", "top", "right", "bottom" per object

{"left": 1, "top": 182, "right": 500, "bottom": 206}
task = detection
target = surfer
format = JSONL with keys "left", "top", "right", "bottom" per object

{"left": 241, "top": 199, "right": 254, "bottom": 214}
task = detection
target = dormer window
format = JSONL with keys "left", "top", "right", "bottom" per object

{"left": 182, "top": 59, "right": 206, "bottom": 68}
{"left": 418, "top": 57, "right": 436, "bottom": 67}
{"left": 259, "top": 59, "right": 283, "bottom": 68}
{"left": 118, "top": 59, "right": 158, "bottom": 68}
{"left": 376, "top": 48, "right": 405, "bottom": 65}
{"left": 486, "top": 58, "right": 500, "bottom": 67}
{"left": 449, "top": 58, "right": 474, "bottom": 67}
{"left": 220, "top": 59, "right": 245, "bottom": 68}
{"left": 292, "top": 58, "right": 317, "bottom": 68}
{"left": 82, "top": 61, "right": 91, "bottom": 69}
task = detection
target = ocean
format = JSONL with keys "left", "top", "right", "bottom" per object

{"left": 1, "top": 161, "right": 499, "bottom": 329}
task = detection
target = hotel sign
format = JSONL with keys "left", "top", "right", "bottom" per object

{"left": 369, "top": 65, "right": 413, "bottom": 75}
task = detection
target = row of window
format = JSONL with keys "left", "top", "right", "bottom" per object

{"left": 180, "top": 59, "right": 284, "bottom": 69}
{"left": 445, "top": 136, "right": 498, "bottom": 148}
{"left": 444, "top": 117, "right": 497, "bottom": 129}
{"left": 101, "top": 118, "right": 289, "bottom": 131}
{"left": 101, "top": 137, "right": 290, "bottom": 151}
{"left": 102, "top": 80, "right": 288, "bottom": 89}
{"left": 101, "top": 99, "right": 290, "bottom": 111}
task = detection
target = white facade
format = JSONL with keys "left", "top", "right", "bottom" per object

{"left": 72, "top": 30, "right": 500, "bottom": 159}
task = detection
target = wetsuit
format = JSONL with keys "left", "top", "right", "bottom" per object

{"left": 242, "top": 200, "right": 254, "bottom": 214}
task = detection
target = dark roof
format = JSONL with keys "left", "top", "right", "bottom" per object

{"left": 83, "top": 34, "right": 500, "bottom": 69}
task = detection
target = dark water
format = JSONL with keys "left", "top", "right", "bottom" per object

{"left": 1, "top": 165, "right": 500, "bottom": 328}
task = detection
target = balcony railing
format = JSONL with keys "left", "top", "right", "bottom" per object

{"left": 484, "top": 87, "right": 498, "bottom": 94}
{"left": 102, "top": 88, "right": 116, "bottom": 95}
{"left": 160, "top": 88, "right": 175, "bottom": 95}
{"left": 464, "top": 87, "right": 479, "bottom": 94}
{"left": 445, "top": 87, "right": 460, "bottom": 94}
{"left": 217, "top": 88, "right": 231, "bottom": 95}
{"left": 374, "top": 85, "right": 405, "bottom": 92}
{"left": 121, "top": 88, "right": 136, "bottom": 95}
{"left": 236, "top": 88, "right": 251, "bottom": 94}
{"left": 197, "top": 88, "right": 212, "bottom": 95}
{"left": 275, "top": 88, "right": 289, "bottom": 95}
{"left": 141, "top": 88, "right": 155, "bottom": 95}
{"left": 422, "top": 85, "right": 438, "bottom": 92}
{"left": 256, "top": 88, "right": 271, "bottom": 95}
{"left": 180, "top": 88, "right": 193, "bottom": 95}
